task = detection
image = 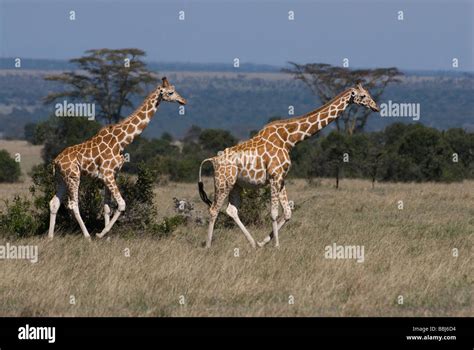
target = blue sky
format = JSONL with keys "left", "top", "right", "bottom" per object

{"left": 0, "top": 0, "right": 472, "bottom": 70}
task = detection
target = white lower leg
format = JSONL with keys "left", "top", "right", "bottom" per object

{"left": 271, "top": 205, "right": 280, "bottom": 247}
{"left": 71, "top": 202, "right": 91, "bottom": 240}
{"left": 272, "top": 219, "right": 279, "bottom": 247}
{"left": 97, "top": 198, "right": 124, "bottom": 238}
{"left": 226, "top": 204, "right": 256, "bottom": 248}
{"left": 258, "top": 190, "right": 292, "bottom": 248}
{"left": 97, "top": 210, "right": 121, "bottom": 238}
{"left": 48, "top": 195, "right": 60, "bottom": 239}
{"left": 258, "top": 218, "right": 287, "bottom": 247}
{"left": 206, "top": 216, "right": 217, "bottom": 248}
{"left": 104, "top": 204, "right": 111, "bottom": 227}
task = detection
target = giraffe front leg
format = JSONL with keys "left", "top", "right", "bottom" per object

{"left": 103, "top": 187, "right": 111, "bottom": 227}
{"left": 258, "top": 185, "right": 291, "bottom": 247}
{"left": 97, "top": 173, "right": 124, "bottom": 239}
{"left": 270, "top": 178, "right": 281, "bottom": 248}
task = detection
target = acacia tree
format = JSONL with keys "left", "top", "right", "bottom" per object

{"left": 283, "top": 63, "right": 402, "bottom": 135}
{"left": 44, "top": 48, "right": 158, "bottom": 124}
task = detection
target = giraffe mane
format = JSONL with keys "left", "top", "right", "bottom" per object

{"left": 261, "top": 88, "right": 352, "bottom": 129}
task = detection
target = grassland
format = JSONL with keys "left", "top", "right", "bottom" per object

{"left": 0, "top": 175, "right": 472, "bottom": 316}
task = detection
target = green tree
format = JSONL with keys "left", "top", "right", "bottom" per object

{"left": 23, "top": 122, "right": 38, "bottom": 144}
{"left": 36, "top": 116, "right": 102, "bottom": 163}
{"left": 44, "top": 48, "right": 158, "bottom": 124}
{"left": 443, "top": 128, "right": 474, "bottom": 178}
{"left": 199, "top": 129, "right": 238, "bottom": 154}
{"left": 320, "top": 131, "right": 350, "bottom": 188}
{"left": 380, "top": 125, "right": 460, "bottom": 182}
{"left": 283, "top": 63, "right": 402, "bottom": 134}
{"left": 0, "top": 150, "right": 21, "bottom": 182}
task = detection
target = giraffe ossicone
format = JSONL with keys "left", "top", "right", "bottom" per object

{"left": 47, "top": 77, "right": 187, "bottom": 240}
{"left": 198, "top": 83, "right": 380, "bottom": 248}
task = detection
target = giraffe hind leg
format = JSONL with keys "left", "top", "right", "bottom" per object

{"left": 206, "top": 176, "right": 233, "bottom": 248}
{"left": 48, "top": 175, "right": 67, "bottom": 240}
{"left": 65, "top": 176, "right": 91, "bottom": 241}
{"left": 226, "top": 186, "right": 256, "bottom": 248}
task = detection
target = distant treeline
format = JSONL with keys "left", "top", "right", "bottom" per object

{"left": 22, "top": 117, "right": 474, "bottom": 184}
{"left": 0, "top": 58, "right": 280, "bottom": 73}
{"left": 0, "top": 70, "right": 473, "bottom": 140}
{"left": 2, "top": 57, "right": 473, "bottom": 76}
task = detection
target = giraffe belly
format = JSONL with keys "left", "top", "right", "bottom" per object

{"left": 236, "top": 178, "right": 266, "bottom": 189}
{"left": 236, "top": 171, "right": 267, "bottom": 188}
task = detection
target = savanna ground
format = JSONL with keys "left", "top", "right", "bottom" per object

{"left": 0, "top": 140, "right": 472, "bottom": 316}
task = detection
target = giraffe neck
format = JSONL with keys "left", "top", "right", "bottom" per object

{"left": 117, "top": 91, "right": 162, "bottom": 149}
{"left": 285, "top": 89, "right": 352, "bottom": 147}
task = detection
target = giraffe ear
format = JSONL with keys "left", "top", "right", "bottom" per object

{"left": 162, "top": 77, "right": 170, "bottom": 87}
{"left": 357, "top": 83, "right": 364, "bottom": 90}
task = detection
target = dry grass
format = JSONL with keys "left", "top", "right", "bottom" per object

{"left": 0, "top": 177, "right": 472, "bottom": 317}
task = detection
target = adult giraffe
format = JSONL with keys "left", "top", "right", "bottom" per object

{"left": 48, "top": 77, "right": 186, "bottom": 240}
{"left": 198, "top": 83, "right": 379, "bottom": 248}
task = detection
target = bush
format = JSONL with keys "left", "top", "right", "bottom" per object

{"left": 0, "top": 150, "right": 21, "bottom": 182}
{"left": 151, "top": 215, "right": 188, "bottom": 238}
{"left": 35, "top": 116, "right": 101, "bottom": 163}
{"left": 380, "top": 125, "right": 461, "bottom": 182}
{"left": 216, "top": 187, "right": 271, "bottom": 228}
{"left": 116, "top": 164, "right": 157, "bottom": 230}
{"left": 0, "top": 196, "right": 39, "bottom": 237}
{"left": 25, "top": 162, "right": 157, "bottom": 236}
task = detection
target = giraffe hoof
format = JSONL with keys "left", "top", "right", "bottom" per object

{"left": 257, "top": 241, "right": 265, "bottom": 248}
{"left": 97, "top": 230, "right": 108, "bottom": 239}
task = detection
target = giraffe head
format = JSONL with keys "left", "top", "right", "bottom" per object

{"left": 157, "top": 77, "right": 187, "bottom": 105}
{"left": 350, "top": 83, "right": 380, "bottom": 112}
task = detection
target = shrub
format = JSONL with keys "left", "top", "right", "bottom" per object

{"left": 0, "top": 196, "right": 39, "bottom": 237}
{"left": 26, "top": 162, "right": 157, "bottom": 236}
{"left": 116, "top": 164, "right": 157, "bottom": 230}
{"left": 0, "top": 150, "right": 21, "bottom": 182}
{"left": 216, "top": 187, "right": 271, "bottom": 229}
{"left": 151, "top": 215, "right": 188, "bottom": 238}
{"left": 35, "top": 116, "right": 101, "bottom": 163}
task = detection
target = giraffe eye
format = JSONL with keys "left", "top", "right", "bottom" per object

{"left": 168, "top": 91, "right": 174, "bottom": 96}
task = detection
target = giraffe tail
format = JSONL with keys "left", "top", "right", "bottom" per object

{"left": 198, "top": 158, "right": 214, "bottom": 207}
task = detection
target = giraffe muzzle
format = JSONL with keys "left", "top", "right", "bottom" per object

{"left": 371, "top": 104, "right": 380, "bottom": 112}
{"left": 178, "top": 98, "right": 187, "bottom": 105}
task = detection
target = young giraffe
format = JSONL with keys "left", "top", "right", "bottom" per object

{"left": 198, "top": 83, "right": 379, "bottom": 248}
{"left": 48, "top": 77, "right": 186, "bottom": 240}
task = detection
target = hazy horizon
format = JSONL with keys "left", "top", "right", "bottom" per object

{"left": 1, "top": 57, "right": 474, "bottom": 74}
{"left": 0, "top": 0, "right": 472, "bottom": 71}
